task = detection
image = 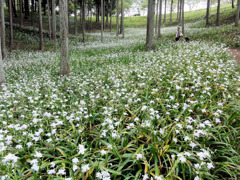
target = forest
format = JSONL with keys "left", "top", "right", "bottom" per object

{"left": 0, "top": 0, "right": 240, "bottom": 179}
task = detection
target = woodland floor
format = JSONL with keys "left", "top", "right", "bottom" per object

{"left": 228, "top": 48, "right": 240, "bottom": 63}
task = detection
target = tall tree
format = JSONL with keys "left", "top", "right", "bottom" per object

{"left": 110, "top": 0, "right": 112, "bottom": 32}
{"left": 0, "top": 39, "right": 6, "bottom": 85}
{"left": 235, "top": 0, "right": 240, "bottom": 26}
{"left": 52, "top": 0, "right": 57, "bottom": 50}
{"left": 206, "top": 0, "right": 210, "bottom": 25}
{"left": 24, "top": 0, "right": 29, "bottom": 19}
{"left": 178, "top": 0, "right": 182, "bottom": 24}
{"left": 39, "top": 0, "right": 43, "bottom": 50}
{"left": 74, "top": 0, "right": 77, "bottom": 35}
{"left": 146, "top": 0, "right": 155, "bottom": 49}
{"left": 177, "top": 0, "right": 179, "bottom": 20}
{"left": 182, "top": 0, "right": 184, "bottom": 34}
{"left": 157, "top": 0, "right": 162, "bottom": 38}
{"left": 47, "top": 0, "right": 52, "bottom": 40}
{"left": 155, "top": 0, "right": 159, "bottom": 35}
{"left": 101, "top": 0, "right": 104, "bottom": 42}
{"left": 216, "top": 0, "right": 220, "bottom": 26}
{"left": 31, "top": 0, "right": 34, "bottom": 26}
{"left": 9, "top": 0, "right": 13, "bottom": 50}
{"left": 121, "top": 0, "right": 124, "bottom": 38}
{"left": 163, "top": 0, "right": 167, "bottom": 23}
{"left": 232, "top": 0, "right": 235, "bottom": 8}
{"left": 170, "top": 0, "right": 173, "bottom": 21}
{"left": 59, "top": 0, "right": 70, "bottom": 76}
{"left": 116, "top": 0, "right": 119, "bottom": 37}
{"left": 82, "top": 0, "right": 86, "bottom": 43}
{"left": 0, "top": 0, "right": 6, "bottom": 60}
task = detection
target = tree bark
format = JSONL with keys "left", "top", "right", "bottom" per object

{"left": 39, "top": 0, "right": 43, "bottom": 50}
{"left": 0, "top": 39, "right": 6, "bottom": 85}
{"left": 47, "top": 0, "right": 52, "bottom": 40}
{"left": 52, "top": 0, "right": 57, "bottom": 50}
{"left": 82, "top": 0, "right": 85, "bottom": 43}
{"left": 59, "top": 0, "right": 70, "bottom": 76}
{"left": 110, "top": 0, "right": 112, "bottom": 32}
{"left": 12, "top": 0, "right": 17, "bottom": 18}
{"left": 24, "top": 0, "right": 29, "bottom": 19}
{"left": 232, "top": 0, "right": 235, "bottom": 8}
{"left": 19, "top": 0, "right": 23, "bottom": 26}
{"left": 170, "top": 0, "right": 173, "bottom": 21}
{"left": 0, "top": 0, "right": 6, "bottom": 60}
{"left": 178, "top": 0, "right": 182, "bottom": 25}
{"left": 182, "top": 0, "right": 184, "bottom": 34}
{"left": 216, "top": 0, "right": 220, "bottom": 26}
{"left": 9, "top": 0, "right": 13, "bottom": 50}
{"left": 31, "top": 0, "right": 34, "bottom": 26}
{"left": 155, "top": 0, "right": 159, "bottom": 35}
{"left": 74, "top": 0, "right": 77, "bottom": 35}
{"left": 157, "top": 0, "right": 162, "bottom": 38}
{"left": 163, "top": 0, "right": 166, "bottom": 23}
{"left": 206, "top": 0, "right": 210, "bottom": 25}
{"left": 121, "top": 0, "right": 124, "bottom": 38}
{"left": 116, "top": 0, "right": 119, "bottom": 37}
{"left": 101, "top": 0, "right": 104, "bottom": 42}
{"left": 177, "top": 0, "right": 179, "bottom": 20}
{"left": 235, "top": 0, "right": 240, "bottom": 26}
{"left": 146, "top": 0, "right": 155, "bottom": 49}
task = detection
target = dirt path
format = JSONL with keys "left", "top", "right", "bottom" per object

{"left": 228, "top": 48, "right": 240, "bottom": 63}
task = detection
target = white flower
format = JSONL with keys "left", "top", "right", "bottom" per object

{"left": 194, "top": 175, "right": 200, "bottom": 180}
{"left": 34, "top": 151, "right": 42, "bottom": 158}
{"left": 73, "top": 164, "right": 78, "bottom": 172}
{"left": 81, "top": 164, "right": 90, "bottom": 172}
{"left": 142, "top": 174, "right": 149, "bottom": 180}
{"left": 48, "top": 169, "right": 56, "bottom": 175}
{"left": 57, "top": 169, "right": 66, "bottom": 175}
{"left": 78, "top": 144, "right": 86, "bottom": 154}
{"left": 155, "top": 176, "right": 164, "bottom": 180}
{"left": 141, "top": 105, "right": 148, "bottom": 111}
{"left": 207, "top": 162, "right": 214, "bottom": 169}
{"left": 72, "top": 157, "right": 79, "bottom": 164}
{"left": 189, "top": 142, "right": 197, "bottom": 148}
{"left": 100, "top": 150, "right": 108, "bottom": 155}
{"left": 136, "top": 153, "right": 143, "bottom": 160}
{"left": 31, "top": 163, "right": 40, "bottom": 172}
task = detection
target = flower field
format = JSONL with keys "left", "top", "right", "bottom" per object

{"left": 0, "top": 26, "right": 240, "bottom": 180}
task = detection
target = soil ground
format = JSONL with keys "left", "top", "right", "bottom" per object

{"left": 228, "top": 48, "right": 240, "bottom": 63}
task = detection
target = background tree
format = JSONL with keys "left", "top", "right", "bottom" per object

{"left": 0, "top": 39, "right": 6, "bottom": 85}
{"left": 206, "top": 0, "right": 210, "bottom": 25}
{"left": 74, "top": 0, "right": 77, "bottom": 35}
{"left": 163, "top": 0, "right": 167, "bottom": 23}
{"left": 82, "top": 0, "right": 86, "bottom": 43}
{"left": 19, "top": 0, "right": 24, "bottom": 26}
{"left": 182, "top": 0, "right": 184, "bottom": 34}
{"left": 157, "top": 0, "right": 162, "bottom": 38}
{"left": 0, "top": 0, "right": 6, "bottom": 60}
{"left": 47, "top": 0, "right": 52, "bottom": 40}
{"left": 121, "top": 0, "right": 124, "bottom": 38}
{"left": 116, "top": 0, "right": 119, "bottom": 37}
{"left": 155, "top": 0, "right": 159, "bottom": 34}
{"left": 232, "top": 0, "right": 235, "bottom": 8}
{"left": 60, "top": 0, "right": 70, "bottom": 76}
{"left": 236, "top": 0, "right": 239, "bottom": 26}
{"left": 39, "top": 0, "right": 44, "bottom": 50}
{"left": 9, "top": 0, "right": 13, "bottom": 50}
{"left": 101, "top": 0, "right": 104, "bottom": 42}
{"left": 52, "top": 0, "right": 57, "bottom": 50}
{"left": 216, "top": 0, "right": 220, "bottom": 26}
{"left": 146, "top": 0, "right": 155, "bottom": 49}
{"left": 31, "top": 0, "right": 34, "bottom": 26}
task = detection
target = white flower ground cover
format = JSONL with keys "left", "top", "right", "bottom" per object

{"left": 0, "top": 27, "right": 240, "bottom": 180}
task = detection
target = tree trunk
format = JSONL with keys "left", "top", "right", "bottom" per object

{"left": 216, "top": 0, "right": 220, "bottom": 26}
{"left": 101, "top": 0, "right": 104, "bottom": 42}
{"left": 170, "top": 0, "right": 173, "bottom": 21}
{"left": 116, "top": 0, "right": 119, "bottom": 37}
{"left": 24, "top": 0, "right": 29, "bottom": 19}
{"left": 43, "top": 0, "right": 47, "bottom": 15}
{"left": 157, "top": 0, "right": 162, "bottom": 38}
{"left": 31, "top": 0, "right": 34, "bottom": 26}
{"left": 178, "top": 0, "right": 182, "bottom": 25}
{"left": 163, "top": 0, "right": 166, "bottom": 23}
{"left": 82, "top": 0, "right": 85, "bottom": 43}
{"left": 39, "top": 0, "right": 43, "bottom": 50}
{"left": 0, "top": 0, "right": 6, "bottom": 60}
{"left": 182, "top": 0, "right": 184, "bottom": 34}
{"left": 52, "top": 0, "right": 57, "bottom": 50}
{"left": 235, "top": 0, "right": 240, "bottom": 26}
{"left": 177, "top": 0, "right": 179, "bottom": 20}
{"left": 103, "top": 0, "right": 105, "bottom": 30}
{"left": 59, "top": 0, "right": 70, "bottom": 76}
{"left": 121, "top": 0, "right": 124, "bottom": 38}
{"left": 155, "top": 0, "right": 159, "bottom": 35}
{"left": 146, "top": 0, "right": 155, "bottom": 49}
{"left": 47, "top": 0, "right": 51, "bottom": 40}
{"left": 19, "top": 0, "right": 23, "bottom": 26}
{"left": 9, "top": 0, "right": 13, "bottom": 50}
{"left": 110, "top": 0, "right": 112, "bottom": 32}
{"left": 232, "top": 0, "right": 235, "bottom": 8}
{"left": 12, "top": 0, "right": 17, "bottom": 18}
{"left": 0, "top": 39, "right": 6, "bottom": 85}
{"left": 74, "top": 0, "right": 77, "bottom": 35}
{"left": 206, "top": 0, "right": 210, "bottom": 25}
